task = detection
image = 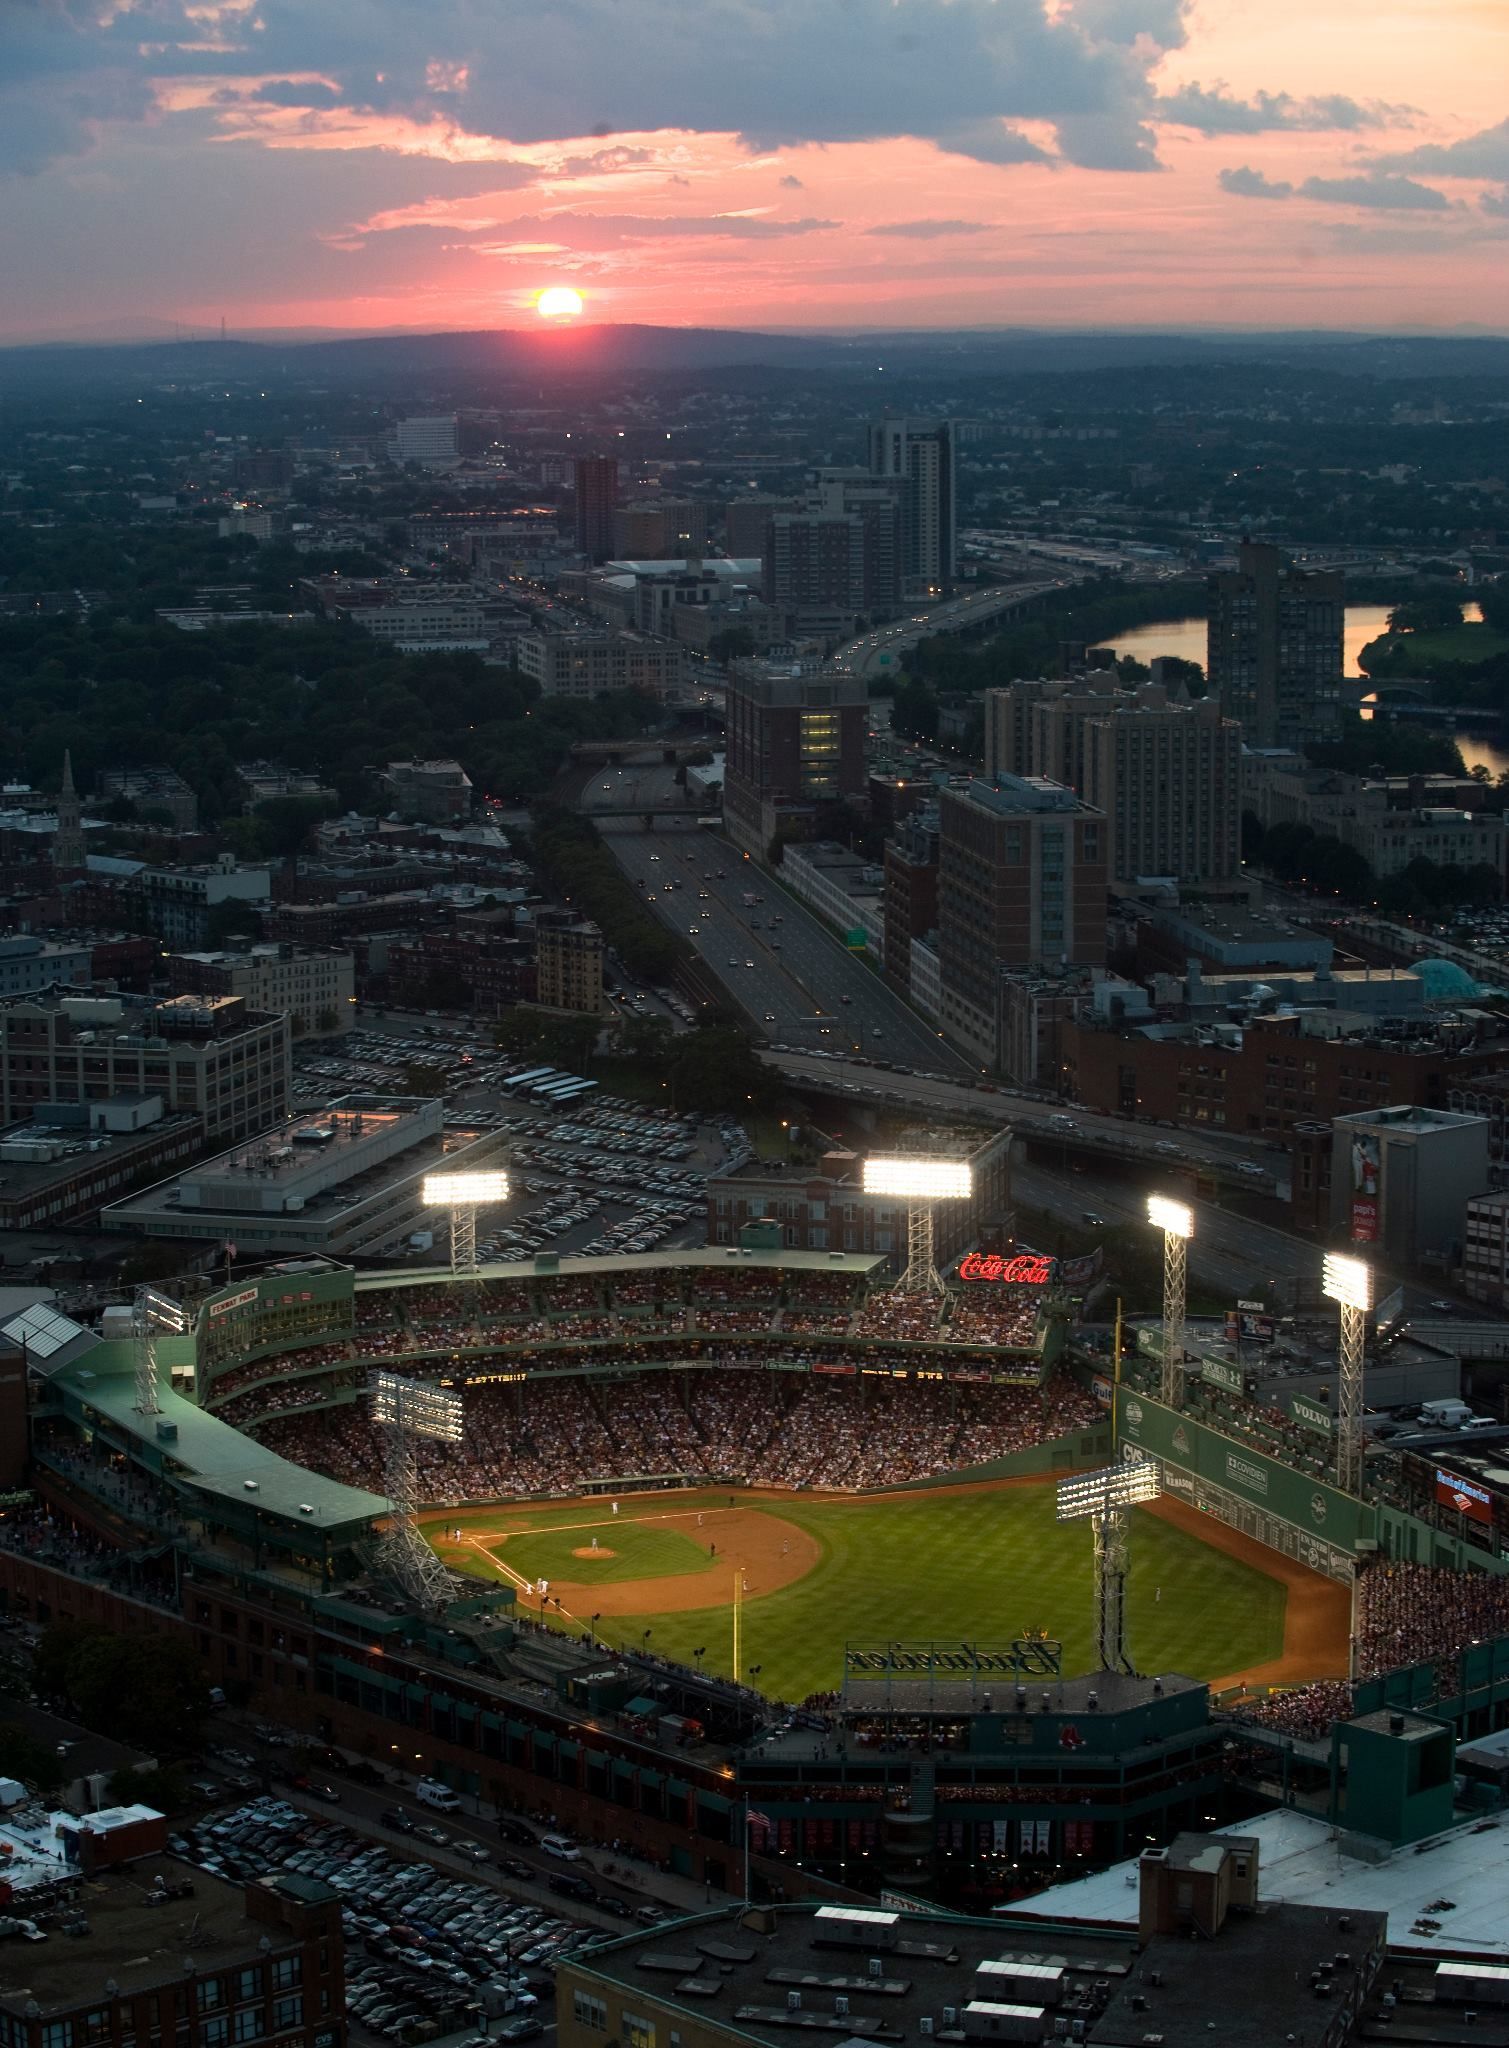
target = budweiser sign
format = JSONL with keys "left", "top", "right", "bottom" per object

{"left": 958, "top": 1252, "right": 1056, "bottom": 1286}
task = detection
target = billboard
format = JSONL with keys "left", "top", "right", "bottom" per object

{"left": 958, "top": 1252, "right": 1056, "bottom": 1286}
{"left": 1118, "top": 1390, "right": 1371, "bottom": 1548}
{"left": 1291, "top": 1395, "right": 1334, "bottom": 1436}
{"left": 1224, "top": 1310, "right": 1275, "bottom": 1345}
{"left": 1435, "top": 1467, "right": 1493, "bottom": 1525}
{"left": 1349, "top": 1130, "right": 1381, "bottom": 1244}
{"left": 1202, "top": 1356, "right": 1246, "bottom": 1394}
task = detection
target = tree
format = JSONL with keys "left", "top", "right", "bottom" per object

{"left": 667, "top": 1025, "right": 774, "bottom": 1114}
{"left": 33, "top": 1623, "right": 209, "bottom": 1754}
{"left": 611, "top": 1012, "right": 674, "bottom": 1068}
{"left": 402, "top": 1062, "right": 450, "bottom": 1097}
{"left": 315, "top": 1007, "right": 339, "bottom": 1034}
{"left": 1387, "top": 595, "right": 1465, "bottom": 633}
{"left": 707, "top": 626, "right": 756, "bottom": 663}
{"left": 0, "top": 1724, "right": 67, "bottom": 1796}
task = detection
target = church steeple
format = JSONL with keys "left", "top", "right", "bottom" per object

{"left": 52, "top": 751, "right": 83, "bottom": 872}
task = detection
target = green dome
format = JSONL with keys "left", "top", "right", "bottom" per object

{"left": 1413, "top": 957, "right": 1482, "bottom": 1000}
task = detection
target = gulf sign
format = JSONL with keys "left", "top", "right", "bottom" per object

{"left": 958, "top": 1252, "right": 1057, "bottom": 1286}
{"left": 1435, "top": 1467, "right": 1493, "bottom": 1525}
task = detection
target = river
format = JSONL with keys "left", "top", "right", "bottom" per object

{"left": 1107, "top": 602, "right": 1506, "bottom": 778}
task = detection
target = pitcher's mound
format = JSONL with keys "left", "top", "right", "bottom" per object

{"left": 573, "top": 1545, "right": 616, "bottom": 1560}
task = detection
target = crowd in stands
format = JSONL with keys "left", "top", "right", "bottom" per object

{"left": 206, "top": 1341, "right": 353, "bottom": 1403}
{"left": 1231, "top": 1558, "right": 1509, "bottom": 1740}
{"left": 853, "top": 1295, "right": 944, "bottom": 1341}
{"left": 944, "top": 1295, "right": 1042, "bottom": 1348}
{"left": 255, "top": 1365, "right": 1102, "bottom": 1503}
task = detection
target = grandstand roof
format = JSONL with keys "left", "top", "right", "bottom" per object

{"left": 52, "top": 1357, "right": 385, "bottom": 1538}
{"left": 1006, "top": 1806, "right": 1509, "bottom": 1957}
{"left": 353, "top": 1248, "right": 886, "bottom": 1294}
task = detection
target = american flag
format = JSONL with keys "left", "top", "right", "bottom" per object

{"left": 746, "top": 1809, "right": 772, "bottom": 1829}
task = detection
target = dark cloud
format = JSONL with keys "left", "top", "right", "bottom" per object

{"left": 1298, "top": 172, "right": 1450, "bottom": 211}
{"left": 1160, "top": 84, "right": 1413, "bottom": 135}
{"left": 779, "top": 173, "right": 805, "bottom": 189}
{"left": 1374, "top": 117, "right": 1509, "bottom": 181}
{"left": 470, "top": 212, "right": 840, "bottom": 248}
{"left": 866, "top": 219, "right": 993, "bottom": 238}
{"left": 1480, "top": 187, "right": 1509, "bottom": 219}
{"left": 1218, "top": 165, "right": 1294, "bottom": 200}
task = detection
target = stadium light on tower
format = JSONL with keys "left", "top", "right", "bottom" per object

{"left": 1056, "top": 1455, "right": 1162, "bottom": 1673}
{"left": 420, "top": 1167, "right": 509, "bottom": 1275}
{"left": 862, "top": 1155, "right": 972, "bottom": 1296}
{"left": 1323, "top": 1252, "right": 1372, "bottom": 1496}
{"left": 131, "top": 1284, "right": 190, "bottom": 1418}
{"left": 1146, "top": 1194, "right": 1194, "bottom": 1408}
{"left": 370, "top": 1369, "right": 464, "bottom": 1611}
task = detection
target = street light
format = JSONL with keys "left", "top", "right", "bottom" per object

{"left": 421, "top": 1168, "right": 509, "bottom": 1275}
{"left": 862, "top": 1155, "right": 973, "bottom": 1295}
{"left": 1147, "top": 1195, "right": 1194, "bottom": 1408}
{"left": 1323, "top": 1252, "right": 1372, "bottom": 1496}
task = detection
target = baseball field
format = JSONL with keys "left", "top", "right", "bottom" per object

{"left": 425, "top": 1479, "right": 1348, "bottom": 1702}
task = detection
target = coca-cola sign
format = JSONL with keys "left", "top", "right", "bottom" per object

{"left": 958, "top": 1252, "right": 1057, "bottom": 1286}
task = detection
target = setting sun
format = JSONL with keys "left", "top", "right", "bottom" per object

{"left": 536, "top": 287, "right": 584, "bottom": 319}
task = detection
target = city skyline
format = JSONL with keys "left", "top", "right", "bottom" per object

{"left": 3, "top": 0, "right": 1508, "bottom": 343}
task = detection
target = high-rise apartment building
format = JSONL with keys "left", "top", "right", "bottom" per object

{"left": 534, "top": 914, "right": 605, "bottom": 1013}
{"left": 388, "top": 415, "right": 459, "bottom": 467}
{"left": 724, "top": 494, "right": 801, "bottom": 556}
{"left": 1207, "top": 539, "right": 1344, "bottom": 747}
{"left": 762, "top": 470, "right": 901, "bottom": 624}
{"left": 984, "top": 679, "right": 1241, "bottom": 886}
{"left": 573, "top": 455, "right": 620, "bottom": 563}
{"left": 937, "top": 775, "right": 1107, "bottom": 1067}
{"left": 882, "top": 808, "right": 940, "bottom": 998}
{"left": 722, "top": 661, "right": 868, "bottom": 858}
{"left": 867, "top": 416, "right": 956, "bottom": 594}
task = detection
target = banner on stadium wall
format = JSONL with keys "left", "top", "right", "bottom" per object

{"left": 1349, "top": 1131, "right": 1381, "bottom": 1244}
{"left": 1091, "top": 1374, "right": 1114, "bottom": 1407}
{"left": 1118, "top": 1390, "right": 1369, "bottom": 1546}
{"left": 1202, "top": 1357, "right": 1245, "bottom": 1394}
{"left": 1291, "top": 1396, "right": 1334, "bottom": 1435}
{"left": 1435, "top": 1467, "right": 1493, "bottom": 1524}
{"left": 1057, "top": 1249, "right": 1104, "bottom": 1288}
{"left": 1225, "top": 1310, "right": 1275, "bottom": 1345}
{"left": 958, "top": 1252, "right": 1056, "bottom": 1286}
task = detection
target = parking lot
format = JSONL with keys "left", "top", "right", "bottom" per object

{"left": 291, "top": 1019, "right": 749, "bottom": 1262}
{"left": 171, "top": 1778, "right": 671, "bottom": 2048}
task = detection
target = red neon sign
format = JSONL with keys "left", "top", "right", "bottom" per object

{"left": 958, "top": 1252, "right": 1056, "bottom": 1286}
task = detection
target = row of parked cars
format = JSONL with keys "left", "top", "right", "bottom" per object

{"left": 170, "top": 1798, "right": 596, "bottom": 2045}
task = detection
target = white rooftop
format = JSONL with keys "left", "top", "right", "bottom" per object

{"left": 1009, "top": 1807, "right": 1509, "bottom": 1956}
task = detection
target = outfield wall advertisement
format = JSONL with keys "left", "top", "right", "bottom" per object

{"left": 1118, "top": 1391, "right": 1372, "bottom": 1553}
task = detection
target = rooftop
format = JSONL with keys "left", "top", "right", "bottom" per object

{"left": 0, "top": 1859, "right": 298, "bottom": 2014}
{"left": 1009, "top": 1805, "right": 1509, "bottom": 1957}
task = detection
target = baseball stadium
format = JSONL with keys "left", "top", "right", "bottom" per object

{"left": 7, "top": 1237, "right": 1509, "bottom": 1907}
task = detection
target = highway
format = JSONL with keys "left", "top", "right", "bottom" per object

{"left": 830, "top": 577, "right": 1071, "bottom": 681}
{"left": 587, "top": 785, "right": 975, "bottom": 1073}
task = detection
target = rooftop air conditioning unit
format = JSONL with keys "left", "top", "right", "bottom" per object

{"left": 243, "top": 1480, "right": 259, "bottom": 1492}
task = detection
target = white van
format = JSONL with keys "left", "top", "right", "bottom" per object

{"left": 540, "top": 1833, "right": 581, "bottom": 1861}
{"left": 415, "top": 1779, "right": 462, "bottom": 1812}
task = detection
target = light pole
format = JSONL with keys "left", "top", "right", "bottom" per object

{"left": 1056, "top": 1456, "right": 1163, "bottom": 1674}
{"left": 132, "top": 1285, "right": 190, "bottom": 1416}
{"left": 1323, "top": 1251, "right": 1372, "bottom": 1498}
{"left": 370, "top": 1369, "right": 464, "bottom": 1611}
{"left": 421, "top": 1169, "right": 510, "bottom": 1276}
{"left": 862, "top": 1155, "right": 973, "bottom": 1296}
{"left": 1147, "top": 1195, "right": 1194, "bottom": 1409}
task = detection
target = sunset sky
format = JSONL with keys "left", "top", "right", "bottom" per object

{"left": 4, "top": 0, "right": 1508, "bottom": 341}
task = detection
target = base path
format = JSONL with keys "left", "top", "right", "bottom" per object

{"left": 1144, "top": 1495, "right": 1351, "bottom": 1694}
{"left": 476, "top": 1501, "right": 822, "bottom": 1617}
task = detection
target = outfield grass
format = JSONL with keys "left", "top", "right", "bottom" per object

{"left": 428, "top": 1484, "right": 1286, "bottom": 1702}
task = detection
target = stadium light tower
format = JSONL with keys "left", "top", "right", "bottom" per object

{"left": 370, "top": 1369, "right": 464, "bottom": 1611}
{"left": 861, "top": 1156, "right": 972, "bottom": 1297}
{"left": 1056, "top": 1455, "right": 1162, "bottom": 1674}
{"left": 1147, "top": 1195, "right": 1194, "bottom": 1408}
{"left": 1323, "top": 1251, "right": 1372, "bottom": 1497}
{"left": 132, "top": 1285, "right": 190, "bottom": 1417}
{"left": 421, "top": 1169, "right": 509, "bottom": 1276}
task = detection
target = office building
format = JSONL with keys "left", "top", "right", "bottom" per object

{"left": 867, "top": 414, "right": 956, "bottom": 594}
{"left": 573, "top": 455, "right": 619, "bottom": 563}
{"left": 985, "top": 680, "right": 1240, "bottom": 885}
{"left": 516, "top": 629, "right": 684, "bottom": 700}
{"left": 1330, "top": 1104, "right": 1489, "bottom": 1263}
{"left": 612, "top": 497, "right": 708, "bottom": 558}
{"left": 1084, "top": 693, "right": 1242, "bottom": 884}
{"left": 96, "top": 764, "right": 199, "bottom": 831}
{"left": 534, "top": 914, "right": 605, "bottom": 1013}
{"left": 882, "top": 809, "right": 939, "bottom": 997}
{"left": 722, "top": 661, "right": 868, "bottom": 858}
{"left": 724, "top": 493, "right": 801, "bottom": 556}
{"left": 381, "top": 758, "right": 473, "bottom": 823}
{"left": 134, "top": 858, "right": 272, "bottom": 948}
{"left": 164, "top": 944, "right": 355, "bottom": 1038}
{"left": 778, "top": 842, "right": 885, "bottom": 957}
{"left": 0, "top": 933, "right": 94, "bottom": 996}
{"left": 708, "top": 1126, "right": 1011, "bottom": 1266}
{"left": 1207, "top": 540, "right": 1344, "bottom": 747}
{"left": 387, "top": 414, "right": 459, "bottom": 467}
{"left": 937, "top": 775, "right": 1107, "bottom": 1067}
{"left": 0, "top": 990, "right": 290, "bottom": 1145}
{"left": 104, "top": 1094, "right": 506, "bottom": 1257}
